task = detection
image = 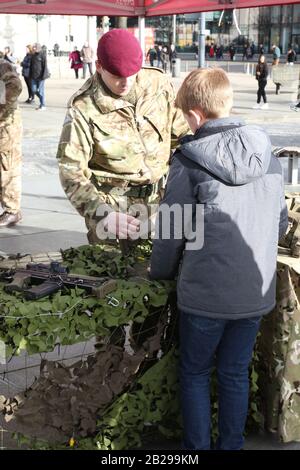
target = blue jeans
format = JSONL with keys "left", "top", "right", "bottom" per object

{"left": 31, "top": 79, "right": 45, "bottom": 107}
{"left": 179, "top": 312, "right": 261, "bottom": 450}
{"left": 82, "top": 62, "right": 93, "bottom": 79}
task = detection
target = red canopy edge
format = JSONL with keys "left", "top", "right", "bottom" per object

{"left": 0, "top": 0, "right": 298, "bottom": 16}
{"left": 144, "top": 0, "right": 300, "bottom": 17}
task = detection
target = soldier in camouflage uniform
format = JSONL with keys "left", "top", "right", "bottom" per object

{"left": 0, "top": 53, "right": 23, "bottom": 227}
{"left": 57, "top": 29, "right": 189, "bottom": 245}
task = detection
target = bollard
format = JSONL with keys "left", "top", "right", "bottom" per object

{"left": 171, "top": 58, "right": 181, "bottom": 78}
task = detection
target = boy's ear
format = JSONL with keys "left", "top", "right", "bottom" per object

{"left": 189, "top": 109, "right": 204, "bottom": 127}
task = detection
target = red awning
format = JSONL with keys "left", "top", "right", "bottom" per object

{"left": 144, "top": 1, "right": 300, "bottom": 16}
{"left": 0, "top": 0, "right": 298, "bottom": 16}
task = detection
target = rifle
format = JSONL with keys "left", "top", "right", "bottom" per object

{"left": 0, "top": 261, "right": 117, "bottom": 300}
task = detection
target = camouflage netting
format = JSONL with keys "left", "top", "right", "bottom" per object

{"left": 257, "top": 261, "right": 300, "bottom": 443}
{"left": 0, "top": 242, "right": 262, "bottom": 449}
{"left": 257, "top": 193, "right": 300, "bottom": 443}
{"left": 0, "top": 243, "right": 181, "bottom": 449}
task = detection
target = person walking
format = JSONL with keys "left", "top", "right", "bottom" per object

{"left": 0, "top": 54, "right": 23, "bottom": 227}
{"left": 156, "top": 45, "right": 163, "bottom": 69}
{"left": 29, "top": 43, "right": 50, "bottom": 111}
{"left": 81, "top": 41, "right": 94, "bottom": 79}
{"left": 272, "top": 44, "right": 281, "bottom": 94}
{"left": 229, "top": 44, "right": 236, "bottom": 61}
{"left": 150, "top": 67, "right": 288, "bottom": 450}
{"left": 21, "top": 45, "right": 34, "bottom": 103}
{"left": 286, "top": 45, "right": 297, "bottom": 65}
{"left": 162, "top": 46, "right": 170, "bottom": 73}
{"left": 3, "top": 46, "right": 17, "bottom": 68}
{"left": 69, "top": 46, "right": 83, "bottom": 79}
{"left": 253, "top": 55, "right": 269, "bottom": 109}
{"left": 146, "top": 45, "right": 157, "bottom": 67}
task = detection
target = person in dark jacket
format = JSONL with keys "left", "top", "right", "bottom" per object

{"left": 229, "top": 44, "right": 236, "bottom": 61}
{"left": 253, "top": 54, "right": 269, "bottom": 109}
{"left": 150, "top": 67, "right": 288, "bottom": 450}
{"left": 21, "top": 45, "right": 34, "bottom": 103}
{"left": 286, "top": 46, "right": 297, "bottom": 64}
{"left": 146, "top": 45, "right": 157, "bottom": 67}
{"left": 29, "top": 43, "right": 50, "bottom": 110}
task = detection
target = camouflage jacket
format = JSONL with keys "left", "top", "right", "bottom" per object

{"left": 57, "top": 68, "right": 189, "bottom": 219}
{"left": 0, "top": 59, "right": 22, "bottom": 121}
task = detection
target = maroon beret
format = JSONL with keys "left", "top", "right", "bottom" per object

{"left": 97, "top": 29, "right": 143, "bottom": 78}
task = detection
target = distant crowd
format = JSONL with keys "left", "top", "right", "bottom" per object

{"left": 205, "top": 41, "right": 298, "bottom": 64}
{"left": 0, "top": 43, "right": 50, "bottom": 110}
{"left": 146, "top": 43, "right": 177, "bottom": 73}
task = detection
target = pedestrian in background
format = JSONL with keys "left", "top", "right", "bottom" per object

{"left": 69, "top": 46, "right": 83, "bottom": 79}
{"left": 21, "top": 45, "right": 34, "bottom": 103}
{"left": 0, "top": 54, "right": 23, "bottom": 227}
{"left": 81, "top": 41, "right": 94, "bottom": 79}
{"left": 156, "top": 45, "right": 163, "bottom": 68}
{"left": 29, "top": 43, "right": 50, "bottom": 111}
{"left": 229, "top": 44, "right": 236, "bottom": 61}
{"left": 253, "top": 54, "right": 269, "bottom": 109}
{"left": 162, "top": 46, "right": 170, "bottom": 73}
{"left": 169, "top": 43, "right": 177, "bottom": 61}
{"left": 146, "top": 45, "right": 157, "bottom": 67}
{"left": 272, "top": 44, "right": 281, "bottom": 94}
{"left": 4, "top": 46, "right": 17, "bottom": 67}
{"left": 286, "top": 45, "right": 296, "bottom": 65}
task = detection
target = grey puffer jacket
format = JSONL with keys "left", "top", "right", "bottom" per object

{"left": 150, "top": 117, "right": 288, "bottom": 319}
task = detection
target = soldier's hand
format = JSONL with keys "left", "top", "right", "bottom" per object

{"left": 103, "top": 211, "right": 140, "bottom": 239}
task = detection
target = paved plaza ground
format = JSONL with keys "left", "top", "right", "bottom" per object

{"left": 0, "top": 62, "right": 300, "bottom": 450}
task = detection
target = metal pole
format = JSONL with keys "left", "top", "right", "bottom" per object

{"left": 86, "top": 16, "right": 90, "bottom": 43}
{"left": 172, "top": 15, "right": 176, "bottom": 46}
{"left": 198, "top": 13, "right": 206, "bottom": 68}
{"left": 138, "top": 16, "right": 146, "bottom": 65}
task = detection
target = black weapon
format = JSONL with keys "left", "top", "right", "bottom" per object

{"left": 0, "top": 261, "right": 117, "bottom": 300}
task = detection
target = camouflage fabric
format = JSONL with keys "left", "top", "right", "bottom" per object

{"left": 0, "top": 60, "right": 22, "bottom": 214}
{"left": 278, "top": 192, "right": 300, "bottom": 258}
{"left": 57, "top": 67, "right": 189, "bottom": 240}
{"left": 258, "top": 241, "right": 300, "bottom": 441}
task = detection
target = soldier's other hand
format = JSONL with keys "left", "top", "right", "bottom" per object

{"left": 103, "top": 211, "right": 140, "bottom": 239}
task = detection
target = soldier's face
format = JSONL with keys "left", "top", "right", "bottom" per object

{"left": 97, "top": 62, "right": 137, "bottom": 96}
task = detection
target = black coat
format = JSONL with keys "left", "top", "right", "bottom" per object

{"left": 21, "top": 53, "right": 32, "bottom": 78}
{"left": 256, "top": 62, "right": 268, "bottom": 81}
{"left": 30, "top": 52, "right": 50, "bottom": 81}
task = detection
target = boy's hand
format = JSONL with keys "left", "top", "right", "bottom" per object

{"left": 102, "top": 211, "right": 140, "bottom": 239}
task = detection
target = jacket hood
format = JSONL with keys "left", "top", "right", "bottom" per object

{"left": 180, "top": 117, "right": 272, "bottom": 185}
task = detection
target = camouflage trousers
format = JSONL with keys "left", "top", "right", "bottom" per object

{"left": 0, "top": 110, "right": 22, "bottom": 214}
{"left": 85, "top": 190, "right": 163, "bottom": 247}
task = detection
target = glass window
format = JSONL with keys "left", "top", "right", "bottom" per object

{"left": 282, "top": 5, "right": 292, "bottom": 23}
{"left": 292, "top": 24, "right": 300, "bottom": 35}
{"left": 270, "top": 26, "right": 280, "bottom": 48}
{"left": 270, "top": 6, "right": 281, "bottom": 24}
{"left": 281, "top": 25, "right": 292, "bottom": 53}
{"left": 293, "top": 5, "right": 300, "bottom": 23}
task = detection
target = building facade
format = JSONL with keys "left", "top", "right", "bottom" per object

{"left": 144, "top": 5, "right": 300, "bottom": 55}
